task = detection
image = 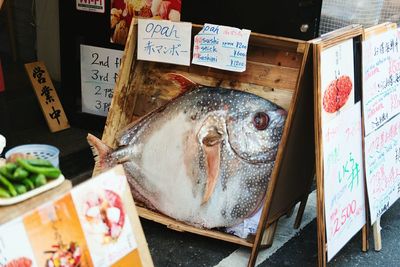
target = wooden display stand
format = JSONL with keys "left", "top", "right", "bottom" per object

{"left": 96, "top": 19, "right": 315, "bottom": 266}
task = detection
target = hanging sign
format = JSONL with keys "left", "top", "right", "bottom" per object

{"left": 80, "top": 45, "right": 123, "bottom": 117}
{"left": 0, "top": 165, "right": 153, "bottom": 267}
{"left": 25, "top": 62, "right": 70, "bottom": 132}
{"left": 192, "top": 23, "right": 251, "bottom": 72}
{"left": 137, "top": 18, "right": 192, "bottom": 66}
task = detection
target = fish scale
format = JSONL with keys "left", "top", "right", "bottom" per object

{"left": 88, "top": 86, "right": 287, "bottom": 229}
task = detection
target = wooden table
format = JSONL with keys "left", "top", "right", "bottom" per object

{"left": 0, "top": 180, "right": 72, "bottom": 224}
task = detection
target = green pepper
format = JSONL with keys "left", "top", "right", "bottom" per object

{"left": 0, "top": 175, "right": 17, "bottom": 197}
{"left": 13, "top": 167, "right": 29, "bottom": 180}
{"left": 24, "top": 158, "right": 53, "bottom": 167}
{"left": 0, "top": 187, "right": 11, "bottom": 198}
{"left": 5, "top": 163, "right": 18, "bottom": 173}
{"left": 32, "top": 174, "right": 47, "bottom": 187}
{"left": 17, "top": 159, "right": 61, "bottom": 179}
{"left": 21, "top": 178, "right": 35, "bottom": 191}
{"left": 14, "top": 184, "right": 27, "bottom": 195}
{"left": 0, "top": 166, "right": 13, "bottom": 180}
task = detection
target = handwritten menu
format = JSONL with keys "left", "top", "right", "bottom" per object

{"left": 137, "top": 19, "right": 192, "bottom": 66}
{"left": 0, "top": 166, "right": 149, "bottom": 267}
{"left": 80, "top": 45, "right": 123, "bottom": 117}
{"left": 362, "top": 28, "right": 400, "bottom": 136}
{"left": 25, "top": 62, "right": 70, "bottom": 132}
{"left": 320, "top": 39, "right": 366, "bottom": 261}
{"left": 364, "top": 114, "right": 400, "bottom": 223}
{"left": 192, "top": 23, "right": 251, "bottom": 72}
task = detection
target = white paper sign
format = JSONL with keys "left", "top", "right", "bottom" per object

{"left": 80, "top": 45, "right": 123, "bottom": 117}
{"left": 76, "top": 0, "right": 105, "bottom": 13}
{"left": 137, "top": 19, "right": 192, "bottom": 66}
{"left": 364, "top": 114, "right": 400, "bottom": 223}
{"left": 362, "top": 28, "right": 400, "bottom": 136}
{"left": 192, "top": 23, "right": 251, "bottom": 72}
{"left": 322, "top": 102, "right": 366, "bottom": 261}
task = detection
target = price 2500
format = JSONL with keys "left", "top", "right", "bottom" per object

{"left": 332, "top": 200, "right": 357, "bottom": 236}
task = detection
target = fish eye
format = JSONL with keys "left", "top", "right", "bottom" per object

{"left": 253, "top": 112, "right": 269, "bottom": 130}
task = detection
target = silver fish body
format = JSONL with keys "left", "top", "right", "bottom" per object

{"left": 89, "top": 87, "right": 286, "bottom": 228}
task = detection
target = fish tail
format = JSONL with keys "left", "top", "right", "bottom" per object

{"left": 87, "top": 133, "right": 115, "bottom": 170}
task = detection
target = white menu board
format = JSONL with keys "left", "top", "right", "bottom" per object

{"left": 362, "top": 28, "right": 400, "bottom": 136}
{"left": 80, "top": 45, "right": 123, "bottom": 117}
{"left": 320, "top": 39, "right": 366, "bottom": 261}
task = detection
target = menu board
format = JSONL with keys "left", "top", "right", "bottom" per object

{"left": 192, "top": 23, "right": 251, "bottom": 72}
{"left": 0, "top": 165, "right": 152, "bottom": 267}
{"left": 319, "top": 38, "right": 366, "bottom": 261}
{"left": 362, "top": 28, "right": 400, "bottom": 136}
{"left": 362, "top": 25, "right": 400, "bottom": 224}
{"left": 80, "top": 45, "right": 123, "bottom": 117}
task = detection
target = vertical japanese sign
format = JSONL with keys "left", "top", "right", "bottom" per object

{"left": 80, "top": 45, "right": 123, "bottom": 117}
{"left": 137, "top": 19, "right": 192, "bottom": 66}
{"left": 25, "top": 62, "right": 70, "bottom": 132}
{"left": 192, "top": 24, "right": 251, "bottom": 72}
{"left": 0, "top": 165, "right": 153, "bottom": 267}
{"left": 362, "top": 25, "right": 400, "bottom": 224}
{"left": 318, "top": 38, "right": 366, "bottom": 261}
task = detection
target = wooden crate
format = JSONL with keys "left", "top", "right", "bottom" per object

{"left": 95, "top": 20, "right": 315, "bottom": 266}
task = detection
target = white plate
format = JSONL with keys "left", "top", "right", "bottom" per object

{"left": 0, "top": 174, "right": 65, "bottom": 206}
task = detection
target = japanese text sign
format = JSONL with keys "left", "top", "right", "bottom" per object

{"left": 137, "top": 19, "right": 192, "bottom": 66}
{"left": 362, "top": 27, "right": 400, "bottom": 136}
{"left": 0, "top": 165, "right": 153, "bottom": 267}
{"left": 76, "top": 0, "right": 105, "bottom": 13}
{"left": 192, "top": 23, "right": 251, "bottom": 72}
{"left": 80, "top": 45, "right": 123, "bottom": 117}
{"left": 24, "top": 62, "right": 70, "bottom": 132}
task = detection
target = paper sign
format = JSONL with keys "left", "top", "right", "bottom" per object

{"left": 362, "top": 28, "right": 400, "bottom": 136}
{"left": 0, "top": 165, "right": 152, "bottom": 267}
{"left": 192, "top": 23, "right": 251, "bottom": 72}
{"left": 322, "top": 103, "right": 366, "bottom": 261}
{"left": 364, "top": 114, "right": 400, "bottom": 223}
{"left": 137, "top": 19, "right": 192, "bottom": 66}
{"left": 25, "top": 62, "right": 70, "bottom": 132}
{"left": 76, "top": 0, "right": 105, "bottom": 13}
{"left": 80, "top": 45, "right": 123, "bottom": 117}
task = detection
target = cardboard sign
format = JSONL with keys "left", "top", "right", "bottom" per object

{"left": 192, "top": 23, "right": 251, "bottom": 72}
{"left": 137, "top": 19, "right": 192, "bottom": 66}
{"left": 362, "top": 26, "right": 400, "bottom": 136}
{"left": 76, "top": 0, "right": 105, "bottom": 13}
{"left": 0, "top": 165, "right": 153, "bottom": 267}
{"left": 80, "top": 45, "right": 123, "bottom": 117}
{"left": 25, "top": 62, "right": 70, "bottom": 132}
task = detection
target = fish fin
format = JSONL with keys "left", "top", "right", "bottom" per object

{"left": 201, "top": 131, "right": 223, "bottom": 205}
{"left": 164, "top": 73, "right": 198, "bottom": 93}
{"left": 87, "top": 133, "right": 114, "bottom": 170}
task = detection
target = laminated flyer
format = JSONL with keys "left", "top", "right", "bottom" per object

{"left": 0, "top": 165, "right": 152, "bottom": 267}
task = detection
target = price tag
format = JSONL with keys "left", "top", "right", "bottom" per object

{"left": 137, "top": 19, "right": 192, "bottom": 66}
{"left": 80, "top": 45, "right": 123, "bottom": 117}
{"left": 192, "top": 23, "right": 251, "bottom": 72}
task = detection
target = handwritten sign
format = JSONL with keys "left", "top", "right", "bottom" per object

{"left": 0, "top": 165, "right": 153, "bottom": 267}
{"left": 320, "top": 39, "right": 366, "bottom": 261}
{"left": 80, "top": 45, "right": 123, "bottom": 117}
{"left": 362, "top": 28, "right": 400, "bottom": 135}
{"left": 25, "top": 62, "right": 70, "bottom": 132}
{"left": 137, "top": 19, "right": 192, "bottom": 66}
{"left": 192, "top": 23, "right": 251, "bottom": 72}
{"left": 76, "top": 0, "right": 105, "bottom": 13}
{"left": 322, "top": 103, "right": 366, "bottom": 261}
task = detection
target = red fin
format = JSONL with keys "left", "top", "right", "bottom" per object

{"left": 164, "top": 73, "right": 198, "bottom": 93}
{"left": 87, "top": 133, "right": 114, "bottom": 170}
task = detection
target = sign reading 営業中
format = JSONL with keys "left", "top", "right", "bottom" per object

{"left": 137, "top": 19, "right": 192, "bottom": 66}
{"left": 80, "top": 45, "right": 123, "bottom": 117}
{"left": 192, "top": 24, "right": 251, "bottom": 72}
{"left": 320, "top": 38, "right": 366, "bottom": 261}
{"left": 76, "top": 0, "right": 105, "bottom": 13}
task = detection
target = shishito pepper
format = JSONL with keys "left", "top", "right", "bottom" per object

{"left": 17, "top": 159, "right": 61, "bottom": 179}
{"left": 0, "top": 174, "right": 17, "bottom": 197}
{"left": 32, "top": 173, "right": 47, "bottom": 187}
{"left": 13, "top": 167, "right": 29, "bottom": 180}
{"left": 0, "top": 166, "right": 13, "bottom": 180}
{"left": 14, "top": 184, "right": 27, "bottom": 195}
{"left": 0, "top": 187, "right": 11, "bottom": 198}
{"left": 24, "top": 158, "right": 53, "bottom": 167}
{"left": 21, "top": 178, "right": 35, "bottom": 191}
